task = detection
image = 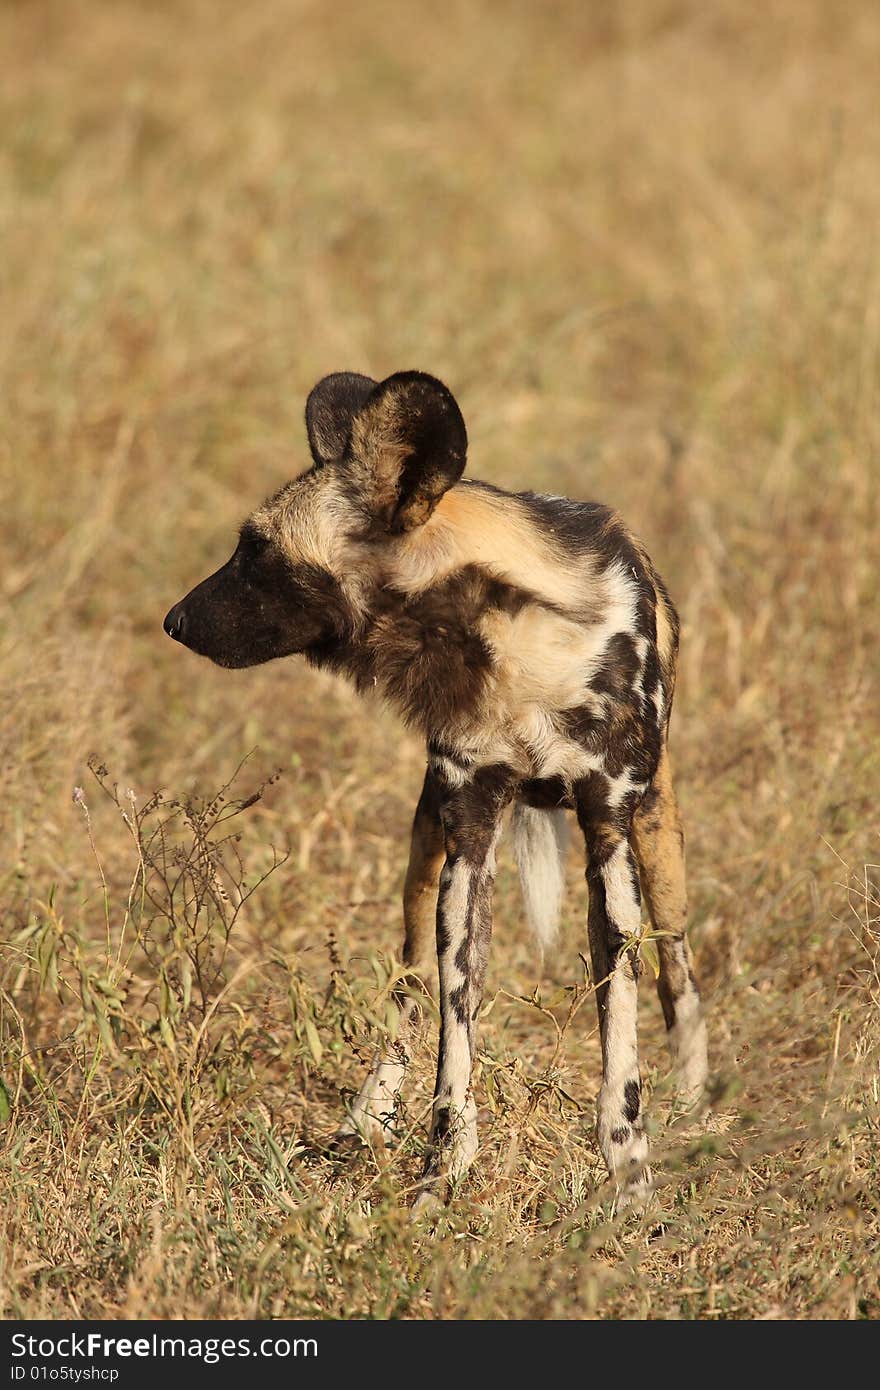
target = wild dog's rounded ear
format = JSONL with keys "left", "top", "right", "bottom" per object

{"left": 349, "top": 371, "right": 467, "bottom": 533}
{"left": 305, "top": 372, "right": 378, "bottom": 466}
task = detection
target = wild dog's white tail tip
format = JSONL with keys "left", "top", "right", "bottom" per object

{"left": 512, "top": 804, "right": 569, "bottom": 956}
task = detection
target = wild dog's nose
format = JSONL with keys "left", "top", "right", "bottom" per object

{"left": 163, "top": 603, "right": 186, "bottom": 641}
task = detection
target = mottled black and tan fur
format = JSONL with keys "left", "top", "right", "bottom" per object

{"left": 164, "top": 370, "right": 708, "bottom": 1205}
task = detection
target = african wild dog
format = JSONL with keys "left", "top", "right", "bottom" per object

{"left": 164, "top": 370, "right": 708, "bottom": 1206}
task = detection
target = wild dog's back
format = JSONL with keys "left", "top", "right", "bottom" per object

{"left": 367, "top": 478, "right": 678, "bottom": 790}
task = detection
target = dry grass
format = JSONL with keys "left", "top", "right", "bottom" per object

{"left": 1, "top": 0, "right": 879, "bottom": 1320}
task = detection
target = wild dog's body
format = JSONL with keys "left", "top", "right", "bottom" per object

{"left": 165, "top": 371, "right": 707, "bottom": 1204}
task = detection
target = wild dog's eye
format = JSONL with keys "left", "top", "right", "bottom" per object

{"left": 236, "top": 530, "right": 270, "bottom": 577}
{"left": 235, "top": 531, "right": 293, "bottom": 595}
{"left": 237, "top": 525, "right": 268, "bottom": 557}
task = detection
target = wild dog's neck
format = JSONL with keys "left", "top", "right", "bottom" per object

{"left": 305, "top": 560, "right": 502, "bottom": 742}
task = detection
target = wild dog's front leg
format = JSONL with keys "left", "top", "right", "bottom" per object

{"left": 416, "top": 768, "right": 514, "bottom": 1207}
{"left": 590, "top": 840, "right": 651, "bottom": 1198}
{"left": 337, "top": 769, "right": 445, "bottom": 1146}
{"left": 577, "top": 791, "right": 651, "bottom": 1200}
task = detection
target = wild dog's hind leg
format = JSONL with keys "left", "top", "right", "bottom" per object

{"left": 632, "top": 749, "right": 708, "bottom": 1101}
{"left": 416, "top": 767, "right": 514, "bottom": 1206}
{"left": 337, "top": 768, "right": 445, "bottom": 1145}
{"left": 576, "top": 779, "right": 650, "bottom": 1198}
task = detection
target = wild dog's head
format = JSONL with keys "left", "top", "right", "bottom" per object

{"left": 163, "top": 371, "right": 467, "bottom": 668}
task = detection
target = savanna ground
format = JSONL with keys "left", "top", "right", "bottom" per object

{"left": 1, "top": 0, "right": 878, "bottom": 1321}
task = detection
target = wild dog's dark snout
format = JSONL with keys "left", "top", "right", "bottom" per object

{"left": 163, "top": 602, "right": 186, "bottom": 642}
{"left": 161, "top": 540, "right": 345, "bottom": 668}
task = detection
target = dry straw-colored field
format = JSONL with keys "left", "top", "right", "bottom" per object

{"left": 1, "top": 0, "right": 878, "bottom": 1320}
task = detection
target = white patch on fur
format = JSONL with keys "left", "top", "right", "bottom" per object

{"left": 429, "top": 754, "right": 469, "bottom": 789}
{"left": 631, "top": 635, "right": 649, "bottom": 709}
{"left": 585, "top": 560, "right": 641, "bottom": 664}
{"left": 606, "top": 768, "right": 649, "bottom": 811}
{"left": 512, "top": 805, "right": 569, "bottom": 954}
{"left": 481, "top": 608, "right": 602, "bottom": 709}
{"left": 438, "top": 859, "right": 472, "bottom": 980}
{"left": 597, "top": 962, "right": 649, "bottom": 1191}
{"left": 450, "top": 561, "right": 641, "bottom": 782}
{"left": 668, "top": 987, "right": 709, "bottom": 1100}
{"left": 595, "top": 843, "right": 652, "bottom": 1192}
{"left": 479, "top": 561, "right": 639, "bottom": 714}
{"left": 439, "top": 1028, "right": 474, "bottom": 1100}
{"left": 448, "top": 1094, "right": 479, "bottom": 1179}
{"left": 605, "top": 1123, "right": 651, "bottom": 1198}
{"left": 603, "top": 839, "right": 643, "bottom": 935}
{"left": 600, "top": 970, "right": 640, "bottom": 1094}
{"left": 341, "top": 1052, "right": 408, "bottom": 1140}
